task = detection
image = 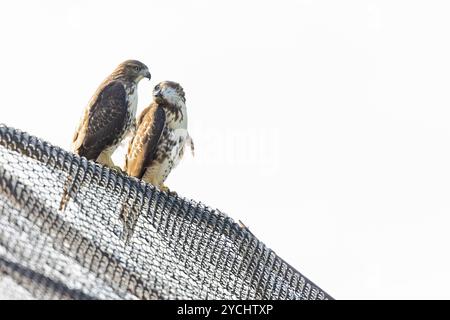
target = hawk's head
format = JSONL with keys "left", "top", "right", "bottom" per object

{"left": 153, "top": 81, "right": 186, "bottom": 108}
{"left": 112, "top": 60, "right": 151, "bottom": 83}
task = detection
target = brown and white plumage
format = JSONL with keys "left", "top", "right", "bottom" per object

{"left": 125, "top": 81, "right": 193, "bottom": 191}
{"left": 72, "top": 59, "right": 151, "bottom": 167}
{"left": 60, "top": 60, "right": 151, "bottom": 211}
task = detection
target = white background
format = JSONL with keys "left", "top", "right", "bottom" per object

{"left": 1, "top": 0, "right": 450, "bottom": 299}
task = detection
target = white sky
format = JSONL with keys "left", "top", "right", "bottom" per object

{"left": 2, "top": 0, "right": 450, "bottom": 299}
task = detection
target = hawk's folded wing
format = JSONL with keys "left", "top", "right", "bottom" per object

{"left": 125, "top": 105, "right": 166, "bottom": 179}
{"left": 73, "top": 81, "right": 128, "bottom": 160}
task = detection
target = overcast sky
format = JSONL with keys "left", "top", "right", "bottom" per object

{"left": 2, "top": 0, "right": 450, "bottom": 299}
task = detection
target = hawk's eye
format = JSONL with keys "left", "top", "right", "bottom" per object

{"left": 134, "top": 66, "right": 140, "bottom": 72}
{"left": 155, "top": 85, "right": 160, "bottom": 91}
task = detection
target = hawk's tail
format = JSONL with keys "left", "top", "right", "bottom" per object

{"left": 119, "top": 195, "right": 142, "bottom": 244}
{"left": 59, "top": 175, "right": 73, "bottom": 212}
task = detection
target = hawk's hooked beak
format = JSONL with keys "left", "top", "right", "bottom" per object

{"left": 144, "top": 70, "right": 151, "bottom": 80}
{"left": 153, "top": 89, "right": 162, "bottom": 98}
{"left": 153, "top": 88, "right": 163, "bottom": 103}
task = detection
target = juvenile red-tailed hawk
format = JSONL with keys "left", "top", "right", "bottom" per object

{"left": 125, "top": 81, "right": 193, "bottom": 192}
{"left": 60, "top": 60, "right": 151, "bottom": 211}
{"left": 72, "top": 60, "right": 151, "bottom": 167}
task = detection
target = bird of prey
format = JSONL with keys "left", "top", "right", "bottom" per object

{"left": 59, "top": 60, "right": 151, "bottom": 211}
{"left": 72, "top": 59, "right": 151, "bottom": 168}
{"left": 124, "top": 81, "right": 194, "bottom": 192}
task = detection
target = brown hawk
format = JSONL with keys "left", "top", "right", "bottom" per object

{"left": 59, "top": 60, "right": 151, "bottom": 211}
{"left": 71, "top": 59, "right": 151, "bottom": 167}
{"left": 125, "top": 81, "right": 194, "bottom": 192}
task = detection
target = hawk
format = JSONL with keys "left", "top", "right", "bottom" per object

{"left": 71, "top": 59, "right": 151, "bottom": 167}
{"left": 59, "top": 60, "right": 151, "bottom": 211}
{"left": 125, "top": 81, "right": 194, "bottom": 192}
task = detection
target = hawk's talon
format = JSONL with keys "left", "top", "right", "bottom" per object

{"left": 110, "top": 166, "right": 125, "bottom": 174}
{"left": 161, "top": 185, "right": 177, "bottom": 196}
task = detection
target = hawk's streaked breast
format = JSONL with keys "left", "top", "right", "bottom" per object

{"left": 125, "top": 81, "right": 192, "bottom": 190}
